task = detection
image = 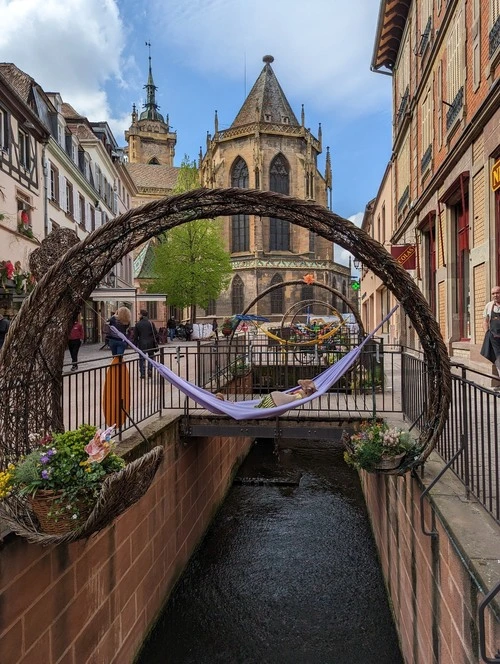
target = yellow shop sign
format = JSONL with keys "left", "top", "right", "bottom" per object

{"left": 492, "top": 159, "right": 500, "bottom": 192}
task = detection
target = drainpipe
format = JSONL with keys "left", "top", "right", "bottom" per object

{"left": 42, "top": 142, "right": 49, "bottom": 237}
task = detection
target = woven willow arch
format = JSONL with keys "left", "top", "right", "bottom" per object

{"left": 0, "top": 188, "right": 451, "bottom": 541}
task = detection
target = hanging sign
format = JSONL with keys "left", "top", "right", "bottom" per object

{"left": 391, "top": 244, "right": 417, "bottom": 270}
{"left": 492, "top": 159, "right": 500, "bottom": 192}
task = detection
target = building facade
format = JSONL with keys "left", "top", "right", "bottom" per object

{"left": 370, "top": 0, "right": 500, "bottom": 374}
{"left": 0, "top": 63, "right": 136, "bottom": 341}
{"left": 200, "top": 55, "right": 351, "bottom": 323}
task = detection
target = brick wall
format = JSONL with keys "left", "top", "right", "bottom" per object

{"left": 360, "top": 458, "right": 499, "bottom": 663}
{"left": 0, "top": 419, "right": 252, "bottom": 664}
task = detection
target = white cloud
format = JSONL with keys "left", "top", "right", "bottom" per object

{"left": 0, "top": 0, "right": 128, "bottom": 131}
{"left": 336, "top": 211, "right": 364, "bottom": 266}
{"left": 155, "top": 0, "right": 390, "bottom": 117}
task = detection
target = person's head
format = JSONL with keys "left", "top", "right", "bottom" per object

{"left": 492, "top": 287, "right": 500, "bottom": 302}
{"left": 140, "top": 309, "right": 148, "bottom": 318}
{"left": 297, "top": 379, "right": 317, "bottom": 396}
{"left": 116, "top": 307, "right": 131, "bottom": 325}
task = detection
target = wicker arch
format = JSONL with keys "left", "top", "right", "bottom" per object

{"left": 239, "top": 279, "right": 365, "bottom": 337}
{"left": 0, "top": 188, "right": 450, "bottom": 468}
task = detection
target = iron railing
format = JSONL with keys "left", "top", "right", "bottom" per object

{"left": 58, "top": 340, "right": 499, "bottom": 522}
{"left": 401, "top": 348, "right": 499, "bottom": 523}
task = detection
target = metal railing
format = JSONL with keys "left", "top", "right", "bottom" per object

{"left": 58, "top": 339, "right": 499, "bottom": 522}
{"left": 402, "top": 348, "right": 499, "bottom": 523}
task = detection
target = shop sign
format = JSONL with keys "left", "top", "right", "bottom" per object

{"left": 492, "top": 159, "right": 500, "bottom": 192}
{"left": 391, "top": 244, "right": 417, "bottom": 270}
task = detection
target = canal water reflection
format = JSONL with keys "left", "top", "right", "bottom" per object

{"left": 136, "top": 440, "right": 403, "bottom": 664}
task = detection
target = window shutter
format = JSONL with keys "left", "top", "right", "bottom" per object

{"left": 95, "top": 208, "right": 101, "bottom": 228}
{"left": 73, "top": 190, "right": 79, "bottom": 222}
{"left": 59, "top": 175, "right": 66, "bottom": 210}
{"left": 85, "top": 202, "right": 91, "bottom": 232}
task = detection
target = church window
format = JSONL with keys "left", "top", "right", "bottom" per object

{"left": 231, "top": 275, "right": 244, "bottom": 313}
{"left": 270, "top": 274, "right": 284, "bottom": 314}
{"left": 264, "top": 113, "right": 271, "bottom": 122}
{"left": 269, "top": 154, "right": 290, "bottom": 251}
{"left": 283, "top": 116, "right": 289, "bottom": 124}
{"left": 149, "top": 157, "right": 160, "bottom": 165}
{"left": 231, "top": 157, "right": 249, "bottom": 252}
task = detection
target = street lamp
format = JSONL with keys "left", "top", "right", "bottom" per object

{"left": 352, "top": 257, "right": 362, "bottom": 270}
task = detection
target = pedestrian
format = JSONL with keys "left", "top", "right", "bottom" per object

{"left": 482, "top": 286, "right": 500, "bottom": 390}
{"left": 134, "top": 309, "right": 159, "bottom": 378}
{"left": 167, "top": 317, "right": 176, "bottom": 342}
{"left": 106, "top": 307, "right": 131, "bottom": 356}
{"left": 185, "top": 321, "right": 193, "bottom": 342}
{"left": 0, "top": 313, "right": 10, "bottom": 350}
{"left": 212, "top": 318, "right": 219, "bottom": 341}
{"left": 68, "top": 314, "right": 84, "bottom": 371}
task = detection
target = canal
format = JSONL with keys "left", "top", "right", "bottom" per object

{"left": 136, "top": 440, "right": 403, "bottom": 664}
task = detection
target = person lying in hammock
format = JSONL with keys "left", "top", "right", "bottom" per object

{"left": 215, "top": 379, "right": 317, "bottom": 408}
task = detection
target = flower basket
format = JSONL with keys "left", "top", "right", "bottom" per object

{"left": 0, "top": 424, "right": 125, "bottom": 536}
{"left": 28, "top": 489, "right": 92, "bottom": 534}
{"left": 343, "top": 420, "right": 415, "bottom": 473}
{"left": 372, "top": 452, "right": 406, "bottom": 471}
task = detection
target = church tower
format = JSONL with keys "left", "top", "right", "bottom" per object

{"left": 200, "top": 55, "right": 348, "bottom": 319}
{"left": 125, "top": 50, "right": 177, "bottom": 167}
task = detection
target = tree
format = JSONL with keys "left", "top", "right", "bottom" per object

{"left": 150, "top": 157, "right": 232, "bottom": 321}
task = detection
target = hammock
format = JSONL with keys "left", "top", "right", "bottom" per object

{"left": 112, "top": 305, "right": 398, "bottom": 420}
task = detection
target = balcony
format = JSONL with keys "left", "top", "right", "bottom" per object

{"left": 490, "top": 15, "right": 500, "bottom": 58}
{"left": 446, "top": 87, "right": 464, "bottom": 131}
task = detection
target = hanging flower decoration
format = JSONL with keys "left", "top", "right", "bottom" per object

{"left": 303, "top": 274, "right": 315, "bottom": 284}
{"left": 0, "top": 260, "right": 14, "bottom": 290}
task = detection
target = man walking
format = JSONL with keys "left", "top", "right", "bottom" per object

{"left": 483, "top": 286, "right": 500, "bottom": 389}
{"left": 134, "top": 309, "right": 159, "bottom": 378}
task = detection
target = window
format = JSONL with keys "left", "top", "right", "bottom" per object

{"left": 492, "top": 0, "right": 500, "bottom": 24}
{"left": 231, "top": 275, "right": 244, "bottom": 313}
{"left": 49, "top": 163, "right": 59, "bottom": 202}
{"left": 65, "top": 180, "right": 74, "bottom": 216}
{"left": 17, "top": 192, "right": 32, "bottom": 235}
{"left": 270, "top": 274, "right": 283, "bottom": 314}
{"left": 147, "top": 302, "right": 158, "bottom": 319}
{"left": 422, "top": 215, "right": 437, "bottom": 312}
{"left": 0, "top": 107, "right": 8, "bottom": 151}
{"left": 421, "top": 88, "right": 433, "bottom": 173}
{"left": 309, "top": 230, "right": 315, "bottom": 253}
{"left": 205, "top": 299, "right": 216, "bottom": 316}
{"left": 18, "top": 129, "right": 29, "bottom": 169}
{"left": 396, "top": 132, "right": 410, "bottom": 215}
{"left": 231, "top": 157, "right": 249, "bottom": 252}
{"left": 79, "top": 195, "right": 85, "bottom": 227}
{"left": 149, "top": 157, "right": 160, "bottom": 165}
{"left": 269, "top": 154, "right": 290, "bottom": 251}
{"left": 489, "top": 0, "right": 500, "bottom": 58}
{"left": 446, "top": 8, "right": 464, "bottom": 129}
{"left": 90, "top": 206, "right": 96, "bottom": 231}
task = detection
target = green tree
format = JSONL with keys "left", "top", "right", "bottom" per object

{"left": 150, "top": 157, "right": 232, "bottom": 321}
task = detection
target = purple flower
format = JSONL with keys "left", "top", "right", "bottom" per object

{"left": 40, "top": 455, "right": 49, "bottom": 464}
{"left": 41, "top": 469, "right": 50, "bottom": 479}
{"left": 46, "top": 449, "right": 56, "bottom": 457}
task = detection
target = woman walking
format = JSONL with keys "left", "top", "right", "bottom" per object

{"left": 106, "top": 307, "right": 131, "bottom": 356}
{"left": 68, "top": 315, "right": 84, "bottom": 371}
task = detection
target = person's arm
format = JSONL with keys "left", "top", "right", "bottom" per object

{"left": 483, "top": 302, "right": 491, "bottom": 332}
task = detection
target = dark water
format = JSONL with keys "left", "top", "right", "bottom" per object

{"left": 136, "top": 441, "right": 403, "bottom": 664}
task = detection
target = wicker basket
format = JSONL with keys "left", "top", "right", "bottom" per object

{"left": 373, "top": 452, "right": 406, "bottom": 471}
{"left": 28, "top": 490, "right": 92, "bottom": 534}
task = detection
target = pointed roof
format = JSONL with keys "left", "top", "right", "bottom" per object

{"left": 140, "top": 53, "right": 165, "bottom": 123}
{"left": 231, "top": 56, "right": 299, "bottom": 128}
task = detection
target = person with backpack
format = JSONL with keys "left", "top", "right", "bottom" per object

{"left": 134, "top": 309, "right": 159, "bottom": 378}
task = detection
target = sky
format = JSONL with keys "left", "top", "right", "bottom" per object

{"left": 0, "top": 0, "right": 392, "bottom": 263}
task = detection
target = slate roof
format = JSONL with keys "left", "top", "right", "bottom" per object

{"left": 0, "top": 63, "right": 33, "bottom": 103}
{"left": 231, "top": 56, "right": 299, "bottom": 128}
{"left": 125, "top": 163, "right": 179, "bottom": 191}
{"left": 61, "top": 102, "right": 85, "bottom": 120}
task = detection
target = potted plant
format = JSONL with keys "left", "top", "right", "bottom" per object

{"left": 343, "top": 420, "right": 416, "bottom": 472}
{"left": 230, "top": 355, "right": 251, "bottom": 377}
{"left": 0, "top": 424, "right": 125, "bottom": 534}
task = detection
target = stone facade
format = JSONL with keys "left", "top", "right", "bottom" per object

{"left": 371, "top": 0, "right": 500, "bottom": 377}
{"left": 200, "top": 56, "right": 352, "bottom": 322}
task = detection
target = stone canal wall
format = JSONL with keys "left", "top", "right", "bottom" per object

{"left": 360, "top": 451, "right": 500, "bottom": 663}
{"left": 0, "top": 416, "right": 253, "bottom": 664}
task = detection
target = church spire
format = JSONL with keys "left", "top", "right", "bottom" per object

{"left": 140, "top": 42, "right": 165, "bottom": 123}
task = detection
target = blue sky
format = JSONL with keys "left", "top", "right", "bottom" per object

{"left": 0, "top": 0, "right": 392, "bottom": 233}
